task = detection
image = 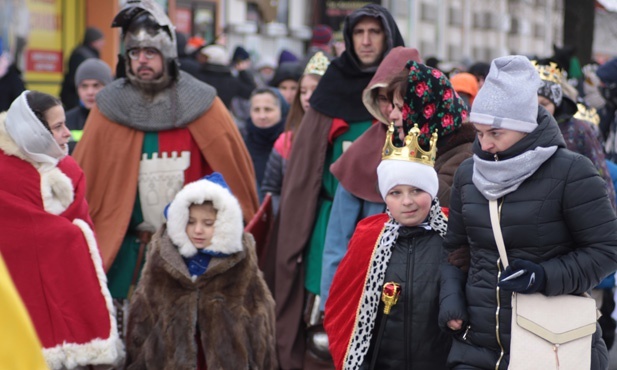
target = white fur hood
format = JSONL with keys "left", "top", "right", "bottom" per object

{"left": 0, "top": 112, "right": 74, "bottom": 215}
{"left": 166, "top": 176, "right": 244, "bottom": 257}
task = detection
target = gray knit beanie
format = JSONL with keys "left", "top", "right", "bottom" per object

{"left": 74, "top": 59, "right": 113, "bottom": 88}
{"left": 470, "top": 55, "right": 542, "bottom": 133}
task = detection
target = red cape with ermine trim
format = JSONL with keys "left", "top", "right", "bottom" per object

{"left": 324, "top": 213, "right": 389, "bottom": 370}
{"left": 0, "top": 153, "right": 122, "bottom": 368}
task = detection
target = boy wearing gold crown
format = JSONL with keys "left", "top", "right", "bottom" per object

{"left": 323, "top": 123, "right": 451, "bottom": 370}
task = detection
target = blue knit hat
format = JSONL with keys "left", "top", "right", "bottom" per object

{"left": 203, "top": 172, "right": 231, "bottom": 192}
{"left": 278, "top": 49, "right": 299, "bottom": 65}
{"left": 232, "top": 46, "right": 250, "bottom": 63}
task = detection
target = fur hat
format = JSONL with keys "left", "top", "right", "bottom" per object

{"left": 471, "top": 55, "right": 542, "bottom": 133}
{"left": 201, "top": 44, "right": 229, "bottom": 66}
{"left": 166, "top": 172, "right": 243, "bottom": 258}
{"left": 75, "top": 59, "right": 113, "bottom": 88}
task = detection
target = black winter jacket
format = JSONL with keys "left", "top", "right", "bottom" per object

{"left": 65, "top": 105, "right": 89, "bottom": 154}
{"left": 196, "top": 64, "right": 256, "bottom": 109}
{"left": 439, "top": 108, "right": 617, "bottom": 370}
{"left": 260, "top": 149, "right": 285, "bottom": 215}
{"left": 0, "top": 65, "right": 25, "bottom": 112}
{"left": 363, "top": 226, "right": 450, "bottom": 370}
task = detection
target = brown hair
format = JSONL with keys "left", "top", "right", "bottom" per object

{"left": 284, "top": 74, "right": 323, "bottom": 145}
{"left": 25, "top": 91, "right": 62, "bottom": 132}
{"left": 385, "top": 69, "right": 409, "bottom": 104}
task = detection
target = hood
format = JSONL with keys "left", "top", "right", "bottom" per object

{"left": 166, "top": 177, "right": 244, "bottom": 258}
{"left": 309, "top": 4, "right": 404, "bottom": 121}
{"left": 362, "top": 47, "right": 421, "bottom": 124}
{"left": 342, "top": 4, "right": 405, "bottom": 73}
{"left": 473, "top": 105, "right": 566, "bottom": 161}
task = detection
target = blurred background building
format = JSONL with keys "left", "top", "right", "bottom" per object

{"left": 0, "top": 0, "right": 614, "bottom": 95}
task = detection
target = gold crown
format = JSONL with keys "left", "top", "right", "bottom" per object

{"left": 574, "top": 103, "right": 601, "bottom": 126}
{"left": 382, "top": 123, "right": 438, "bottom": 166}
{"left": 304, "top": 51, "right": 330, "bottom": 76}
{"left": 531, "top": 61, "right": 564, "bottom": 84}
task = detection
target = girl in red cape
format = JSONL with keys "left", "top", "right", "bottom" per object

{"left": 0, "top": 91, "right": 123, "bottom": 369}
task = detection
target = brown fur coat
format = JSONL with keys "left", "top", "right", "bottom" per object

{"left": 125, "top": 227, "right": 277, "bottom": 370}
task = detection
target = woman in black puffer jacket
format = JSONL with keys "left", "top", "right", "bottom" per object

{"left": 439, "top": 55, "right": 617, "bottom": 370}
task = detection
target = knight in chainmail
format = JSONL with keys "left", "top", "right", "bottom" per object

{"left": 72, "top": 0, "right": 259, "bottom": 334}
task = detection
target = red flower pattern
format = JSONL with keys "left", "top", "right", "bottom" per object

{"left": 415, "top": 82, "right": 428, "bottom": 97}
{"left": 402, "top": 105, "right": 412, "bottom": 120}
{"left": 442, "top": 114, "right": 454, "bottom": 127}
{"left": 423, "top": 103, "right": 436, "bottom": 119}
{"left": 443, "top": 88, "right": 453, "bottom": 100}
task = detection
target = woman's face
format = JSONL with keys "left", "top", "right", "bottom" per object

{"left": 473, "top": 123, "right": 527, "bottom": 154}
{"left": 376, "top": 87, "right": 393, "bottom": 123}
{"left": 300, "top": 75, "right": 319, "bottom": 112}
{"left": 385, "top": 185, "right": 432, "bottom": 227}
{"left": 278, "top": 79, "right": 298, "bottom": 105}
{"left": 538, "top": 96, "right": 556, "bottom": 115}
{"left": 45, "top": 105, "right": 71, "bottom": 152}
{"left": 250, "top": 93, "right": 282, "bottom": 128}
{"left": 388, "top": 91, "right": 405, "bottom": 140}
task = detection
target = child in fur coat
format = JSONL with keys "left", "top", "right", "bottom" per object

{"left": 124, "top": 173, "right": 277, "bottom": 370}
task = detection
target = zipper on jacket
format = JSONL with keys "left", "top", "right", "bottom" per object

{"left": 494, "top": 198, "right": 505, "bottom": 370}
{"left": 405, "top": 237, "right": 415, "bottom": 370}
{"left": 494, "top": 153, "right": 499, "bottom": 161}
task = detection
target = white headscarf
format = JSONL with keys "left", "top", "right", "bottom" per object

{"left": 5, "top": 91, "right": 65, "bottom": 170}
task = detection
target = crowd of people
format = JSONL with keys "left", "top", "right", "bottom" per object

{"left": 2, "top": 0, "right": 617, "bottom": 369}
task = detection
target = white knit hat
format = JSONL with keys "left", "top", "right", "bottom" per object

{"left": 377, "top": 160, "right": 439, "bottom": 200}
{"left": 470, "top": 55, "right": 542, "bottom": 133}
{"left": 201, "top": 44, "right": 229, "bottom": 66}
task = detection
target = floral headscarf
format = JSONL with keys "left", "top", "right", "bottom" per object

{"left": 402, "top": 61, "right": 468, "bottom": 147}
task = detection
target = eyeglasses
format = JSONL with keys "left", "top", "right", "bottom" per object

{"left": 127, "top": 47, "right": 159, "bottom": 60}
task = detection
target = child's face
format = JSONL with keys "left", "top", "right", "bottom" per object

{"left": 186, "top": 203, "right": 217, "bottom": 249}
{"left": 385, "top": 185, "right": 432, "bottom": 227}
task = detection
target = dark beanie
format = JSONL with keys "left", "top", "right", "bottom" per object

{"left": 278, "top": 49, "right": 299, "bottom": 66}
{"left": 311, "top": 24, "right": 333, "bottom": 46}
{"left": 83, "top": 27, "right": 104, "bottom": 45}
{"left": 597, "top": 57, "right": 617, "bottom": 85}
{"left": 232, "top": 46, "right": 250, "bottom": 63}
{"left": 269, "top": 62, "right": 303, "bottom": 88}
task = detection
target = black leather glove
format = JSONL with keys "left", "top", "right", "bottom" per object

{"left": 498, "top": 259, "right": 546, "bottom": 294}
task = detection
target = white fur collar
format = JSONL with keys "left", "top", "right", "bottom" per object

{"left": 0, "top": 113, "right": 74, "bottom": 214}
{"left": 166, "top": 179, "right": 244, "bottom": 257}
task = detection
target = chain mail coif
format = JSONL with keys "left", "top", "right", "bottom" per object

{"left": 96, "top": 71, "right": 217, "bottom": 131}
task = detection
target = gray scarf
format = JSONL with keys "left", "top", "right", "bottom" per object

{"left": 472, "top": 146, "right": 558, "bottom": 200}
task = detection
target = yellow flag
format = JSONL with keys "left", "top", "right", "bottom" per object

{"left": 0, "top": 255, "right": 49, "bottom": 370}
